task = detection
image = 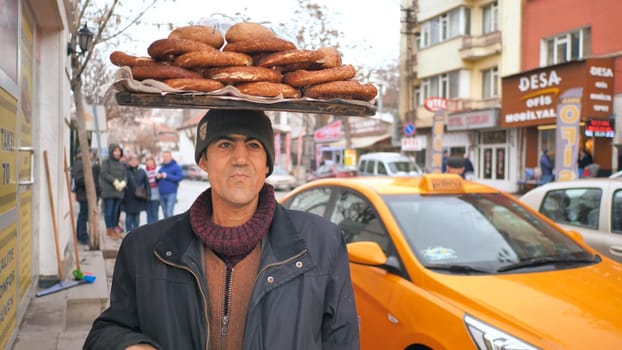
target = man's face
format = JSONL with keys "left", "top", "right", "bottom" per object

{"left": 112, "top": 148, "right": 121, "bottom": 159}
{"left": 199, "top": 133, "right": 268, "bottom": 209}
{"left": 129, "top": 157, "right": 139, "bottom": 167}
{"left": 162, "top": 152, "right": 172, "bottom": 163}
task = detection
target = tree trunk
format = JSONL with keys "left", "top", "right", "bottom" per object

{"left": 72, "top": 75, "right": 100, "bottom": 250}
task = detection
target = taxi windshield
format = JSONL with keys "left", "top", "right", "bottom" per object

{"left": 385, "top": 193, "right": 594, "bottom": 273}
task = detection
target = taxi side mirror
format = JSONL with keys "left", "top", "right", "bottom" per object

{"left": 347, "top": 241, "right": 387, "bottom": 266}
{"left": 566, "top": 229, "right": 585, "bottom": 243}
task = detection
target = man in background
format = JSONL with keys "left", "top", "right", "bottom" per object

{"left": 156, "top": 150, "right": 183, "bottom": 218}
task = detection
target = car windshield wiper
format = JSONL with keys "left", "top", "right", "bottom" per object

{"left": 497, "top": 254, "right": 600, "bottom": 273}
{"left": 425, "top": 264, "right": 492, "bottom": 274}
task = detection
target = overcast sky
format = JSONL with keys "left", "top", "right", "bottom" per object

{"left": 114, "top": 0, "right": 401, "bottom": 70}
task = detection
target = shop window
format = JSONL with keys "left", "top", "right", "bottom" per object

{"left": 543, "top": 27, "right": 591, "bottom": 65}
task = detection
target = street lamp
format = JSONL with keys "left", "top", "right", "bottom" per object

{"left": 67, "top": 23, "right": 94, "bottom": 56}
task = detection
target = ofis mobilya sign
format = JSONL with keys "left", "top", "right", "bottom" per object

{"left": 501, "top": 58, "right": 614, "bottom": 128}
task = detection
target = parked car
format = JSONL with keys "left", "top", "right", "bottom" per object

{"left": 280, "top": 174, "right": 622, "bottom": 349}
{"left": 181, "top": 164, "right": 208, "bottom": 181}
{"left": 266, "top": 167, "right": 297, "bottom": 191}
{"left": 357, "top": 152, "right": 423, "bottom": 176}
{"left": 308, "top": 164, "right": 357, "bottom": 181}
{"left": 520, "top": 178, "right": 622, "bottom": 263}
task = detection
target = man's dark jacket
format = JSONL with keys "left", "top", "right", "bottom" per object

{"left": 84, "top": 204, "right": 360, "bottom": 350}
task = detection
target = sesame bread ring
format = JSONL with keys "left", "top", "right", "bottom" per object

{"left": 223, "top": 37, "right": 297, "bottom": 54}
{"left": 283, "top": 64, "right": 356, "bottom": 88}
{"left": 315, "top": 47, "right": 342, "bottom": 69}
{"left": 174, "top": 51, "right": 253, "bottom": 68}
{"left": 131, "top": 65, "right": 202, "bottom": 81}
{"left": 147, "top": 38, "right": 215, "bottom": 60}
{"left": 256, "top": 49, "right": 324, "bottom": 68}
{"left": 303, "top": 80, "right": 378, "bottom": 102}
{"left": 235, "top": 82, "right": 301, "bottom": 98}
{"left": 163, "top": 78, "right": 224, "bottom": 92}
{"left": 168, "top": 25, "right": 224, "bottom": 49}
{"left": 205, "top": 66, "right": 282, "bottom": 84}
{"left": 110, "top": 51, "right": 163, "bottom": 67}
{"left": 225, "top": 22, "right": 276, "bottom": 42}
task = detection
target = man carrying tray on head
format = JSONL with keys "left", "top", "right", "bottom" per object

{"left": 84, "top": 109, "right": 360, "bottom": 350}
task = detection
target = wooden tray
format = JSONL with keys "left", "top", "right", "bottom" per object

{"left": 115, "top": 91, "right": 376, "bottom": 117}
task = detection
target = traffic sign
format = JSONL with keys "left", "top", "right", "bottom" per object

{"left": 403, "top": 122, "right": 416, "bottom": 136}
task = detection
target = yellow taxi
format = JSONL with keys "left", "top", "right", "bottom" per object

{"left": 279, "top": 174, "right": 622, "bottom": 349}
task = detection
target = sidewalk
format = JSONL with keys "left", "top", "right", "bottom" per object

{"left": 11, "top": 223, "right": 120, "bottom": 350}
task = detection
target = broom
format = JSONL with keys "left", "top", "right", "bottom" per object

{"left": 63, "top": 148, "right": 84, "bottom": 280}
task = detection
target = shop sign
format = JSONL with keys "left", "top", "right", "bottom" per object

{"left": 447, "top": 109, "right": 498, "bottom": 131}
{"left": 431, "top": 110, "right": 446, "bottom": 173}
{"left": 423, "top": 97, "right": 447, "bottom": 112}
{"left": 585, "top": 118, "right": 614, "bottom": 138}
{"left": 313, "top": 120, "right": 343, "bottom": 142}
{"left": 401, "top": 136, "right": 425, "bottom": 151}
{"left": 501, "top": 58, "right": 614, "bottom": 128}
{"left": 555, "top": 88, "right": 582, "bottom": 182}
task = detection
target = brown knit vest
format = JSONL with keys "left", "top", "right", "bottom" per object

{"left": 204, "top": 244, "right": 261, "bottom": 350}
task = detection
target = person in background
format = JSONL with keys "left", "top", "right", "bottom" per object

{"left": 123, "top": 153, "right": 150, "bottom": 233}
{"left": 446, "top": 156, "right": 465, "bottom": 176}
{"left": 463, "top": 153, "right": 475, "bottom": 180}
{"left": 540, "top": 149, "right": 554, "bottom": 184}
{"left": 578, "top": 148, "right": 594, "bottom": 178}
{"left": 156, "top": 150, "right": 183, "bottom": 218}
{"left": 99, "top": 144, "right": 126, "bottom": 240}
{"left": 71, "top": 151, "right": 101, "bottom": 245}
{"left": 144, "top": 155, "right": 160, "bottom": 224}
{"left": 84, "top": 109, "right": 359, "bottom": 349}
{"left": 441, "top": 149, "right": 449, "bottom": 173}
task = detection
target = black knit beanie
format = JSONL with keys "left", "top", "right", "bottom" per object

{"left": 195, "top": 109, "right": 275, "bottom": 176}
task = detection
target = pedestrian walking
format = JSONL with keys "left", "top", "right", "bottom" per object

{"left": 70, "top": 151, "right": 101, "bottom": 244}
{"left": 99, "top": 144, "right": 126, "bottom": 240}
{"left": 540, "top": 149, "right": 554, "bottom": 184}
{"left": 578, "top": 148, "right": 594, "bottom": 178}
{"left": 156, "top": 150, "right": 183, "bottom": 218}
{"left": 122, "top": 153, "right": 150, "bottom": 233}
{"left": 144, "top": 154, "right": 160, "bottom": 224}
{"left": 84, "top": 109, "right": 359, "bottom": 349}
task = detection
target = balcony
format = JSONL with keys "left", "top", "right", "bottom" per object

{"left": 459, "top": 31, "right": 502, "bottom": 61}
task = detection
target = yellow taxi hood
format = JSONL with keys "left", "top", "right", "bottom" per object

{"left": 429, "top": 262, "right": 622, "bottom": 348}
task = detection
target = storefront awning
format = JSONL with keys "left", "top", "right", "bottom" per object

{"left": 327, "top": 132, "right": 392, "bottom": 149}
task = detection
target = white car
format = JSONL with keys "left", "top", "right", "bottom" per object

{"left": 520, "top": 178, "right": 622, "bottom": 263}
{"left": 266, "top": 167, "right": 297, "bottom": 191}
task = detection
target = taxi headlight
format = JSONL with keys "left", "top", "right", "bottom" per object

{"left": 464, "top": 315, "right": 539, "bottom": 350}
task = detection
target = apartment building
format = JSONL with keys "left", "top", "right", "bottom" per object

{"left": 399, "top": 0, "right": 521, "bottom": 192}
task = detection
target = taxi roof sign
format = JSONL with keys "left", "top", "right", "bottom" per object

{"left": 419, "top": 174, "right": 465, "bottom": 193}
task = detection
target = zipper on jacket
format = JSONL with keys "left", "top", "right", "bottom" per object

{"left": 221, "top": 265, "right": 234, "bottom": 350}
{"left": 155, "top": 252, "right": 210, "bottom": 350}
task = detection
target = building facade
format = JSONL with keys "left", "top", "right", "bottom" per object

{"left": 399, "top": 0, "right": 521, "bottom": 192}
{"left": 508, "top": 0, "right": 622, "bottom": 180}
{"left": 0, "top": 0, "right": 73, "bottom": 347}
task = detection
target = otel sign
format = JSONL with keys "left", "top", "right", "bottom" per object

{"left": 423, "top": 97, "right": 448, "bottom": 112}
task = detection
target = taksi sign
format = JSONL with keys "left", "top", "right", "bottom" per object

{"left": 423, "top": 97, "right": 447, "bottom": 112}
{"left": 501, "top": 58, "right": 615, "bottom": 128}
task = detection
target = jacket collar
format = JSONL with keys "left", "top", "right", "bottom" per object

{"left": 154, "top": 204, "right": 308, "bottom": 268}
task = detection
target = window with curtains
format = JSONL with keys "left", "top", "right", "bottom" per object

{"left": 544, "top": 27, "right": 591, "bottom": 65}
{"left": 482, "top": 67, "right": 499, "bottom": 98}
{"left": 419, "top": 71, "right": 461, "bottom": 102}
{"left": 419, "top": 7, "right": 470, "bottom": 48}
{"left": 482, "top": 2, "right": 498, "bottom": 34}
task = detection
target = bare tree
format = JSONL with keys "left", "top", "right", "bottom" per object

{"left": 67, "top": 0, "right": 160, "bottom": 249}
